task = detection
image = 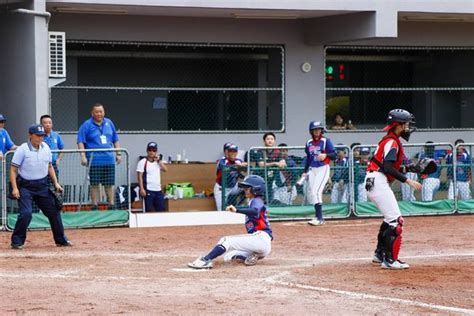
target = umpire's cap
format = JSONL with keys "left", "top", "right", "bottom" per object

{"left": 238, "top": 175, "right": 266, "bottom": 196}
{"left": 28, "top": 124, "right": 46, "bottom": 136}
{"left": 308, "top": 121, "right": 326, "bottom": 133}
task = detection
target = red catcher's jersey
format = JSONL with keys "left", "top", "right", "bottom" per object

{"left": 367, "top": 133, "right": 405, "bottom": 183}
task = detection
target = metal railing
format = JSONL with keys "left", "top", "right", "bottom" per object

{"left": 2, "top": 148, "right": 130, "bottom": 231}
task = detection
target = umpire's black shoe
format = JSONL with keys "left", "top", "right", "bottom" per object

{"left": 56, "top": 240, "right": 73, "bottom": 247}
{"left": 11, "top": 243, "right": 24, "bottom": 250}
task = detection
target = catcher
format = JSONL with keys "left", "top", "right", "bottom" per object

{"left": 365, "top": 109, "right": 436, "bottom": 269}
{"left": 188, "top": 175, "right": 272, "bottom": 269}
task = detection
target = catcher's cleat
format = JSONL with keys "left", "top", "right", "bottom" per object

{"left": 188, "top": 257, "right": 213, "bottom": 269}
{"left": 381, "top": 259, "right": 409, "bottom": 270}
{"left": 244, "top": 254, "right": 259, "bottom": 266}
{"left": 372, "top": 252, "right": 383, "bottom": 264}
{"left": 308, "top": 218, "right": 325, "bottom": 226}
{"left": 11, "top": 243, "right": 24, "bottom": 250}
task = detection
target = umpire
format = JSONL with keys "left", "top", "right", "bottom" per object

{"left": 10, "top": 124, "right": 72, "bottom": 249}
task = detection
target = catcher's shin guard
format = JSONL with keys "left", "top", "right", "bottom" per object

{"left": 382, "top": 217, "right": 404, "bottom": 261}
{"left": 375, "top": 221, "right": 389, "bottom": 255}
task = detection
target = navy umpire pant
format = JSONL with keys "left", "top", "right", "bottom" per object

{"left": 11, "top": 177, "right": 68, "bottom": 246}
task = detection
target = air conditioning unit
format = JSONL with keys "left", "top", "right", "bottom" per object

{"left": 48, "top": 32, "right": 66, "bottom": 78}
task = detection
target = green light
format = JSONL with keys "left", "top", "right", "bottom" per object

{"left": 326, "top": 66, "right": 334, "bottom": 75}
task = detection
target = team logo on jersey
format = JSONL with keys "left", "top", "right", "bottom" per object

{"left": 309, "top": 145, "right": 321, "bottom": 154}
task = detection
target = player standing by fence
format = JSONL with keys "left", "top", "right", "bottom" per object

{"left": 446, "top": 139, "right": 472, "bottom": 200}
{"left": 136, "top": 142, "right": 168, "bottom": 212}
{"left": 298, "top": 121, "right": 336, "bottom": 226}
{"left": 365, "top": 109, "right": 422, "bottom": 269}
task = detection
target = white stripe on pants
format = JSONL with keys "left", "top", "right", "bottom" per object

{"left": 306, "top": 165, "right": 330, "bottom": 205}
{"left": 365, "top": 172, "right": 401, "bottom": 225}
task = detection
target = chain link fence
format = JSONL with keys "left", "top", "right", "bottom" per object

{"left": 51, "top": 41, "right": 284, "bottom": 133}
{"left": 352, "top": 143, "right": 455, "bottom": 217}
{"left": 1, "top": 156, "right": 5, "bottom": 231}
{"left": 3, "top": 149, "right": 130, "bottom": 231}
{"left": 453, "top": 143, "right": 473, "bottom": 213}
{"left": 51, "top": 87, "right": 282, "bottom": 132}
{"left": 222, "top": 146, "right": 352, "bottom": 220}
{"left": 325, "top": 46, "right": 474, "bottom": 131}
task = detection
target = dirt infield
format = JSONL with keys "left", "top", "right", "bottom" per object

{"left": 1, "top": 215, "right": 473, "bottom": 315}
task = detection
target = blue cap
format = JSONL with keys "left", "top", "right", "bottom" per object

{"left": 309, "top": 121, "right": 326, "bottom": 132}
{"left": 223, "top": 142, "right": 233, "bottom": 151}
{"left": 0, "top": 114, "right": 5, "bottom": 121}
{"left": 227, "top": 144, "right": 238, "bottom": 152}
{"left": 147, "top": 142, "right": 158, "bottom": 150}
{"left": 360, "top": 147, "right": 370, "bottom": 155}
{"left": 28, "top": 124, "right": 46, "bottom": 136}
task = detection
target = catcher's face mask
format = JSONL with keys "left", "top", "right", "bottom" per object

{"left": 400, "top": 122, "right": 416, "bottom": 142}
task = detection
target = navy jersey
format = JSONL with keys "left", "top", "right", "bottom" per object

{"left": 215, "top": 157, "right": 244, "bottom": 188}
{"left": 236, "top": 197, "right": 273, "bottom": 239}
{"left": 332, "top": 157, "right": 348, "bottom": 182}
{"left": 446, "top": 151, "right": 471, "bottom": 182}
{"left": 304, "top": 137, "right": 335, "bottom": 171}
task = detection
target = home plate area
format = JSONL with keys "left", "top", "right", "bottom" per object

{"left": 0, "top": 215, "right": 473, "bottom": 314}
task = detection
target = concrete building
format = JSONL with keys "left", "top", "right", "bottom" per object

{"left": 1, "top": 0, "right": 474, "bottom": 163}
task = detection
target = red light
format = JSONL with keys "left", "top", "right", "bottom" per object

{"left": 339, "top": 64, "right": 344, "bottom": 71}
{"left": 327, "top": 75, "right": 334, "bottom": 81}
{"left": 339, "top": 74, "right": 345, "bottom": 80}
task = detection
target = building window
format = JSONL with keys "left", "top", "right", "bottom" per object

{"left": 325, "top": 46, "right": 474, "bottom": 130}
{"left": 51, "top": 41, "right": 284, "bottom": 133}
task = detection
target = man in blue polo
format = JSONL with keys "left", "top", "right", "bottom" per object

{"left": 77, "top": 103, "right": 121, "bottom": 210}
{"left": 0, "top": 114, "right": 17, "bottom": 159}
{"left": 10, "top": 124, "right": 71, "bottom": 249}
{"left": 41, "top": 114, "right": 64, "bottom": 178}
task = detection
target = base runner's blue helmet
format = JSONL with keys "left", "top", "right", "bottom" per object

{"left": 309, "top": 121, "right": 326, "bottom": 133}
{"left": 238, "top": 175, "right": 266, "bottom": 196}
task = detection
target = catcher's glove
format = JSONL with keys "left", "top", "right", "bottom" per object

{"left": 417, "top": 158, "right": 437, "bottom": 175}
{"left": 406, "top": 158, "right": 437, "bottom": 175}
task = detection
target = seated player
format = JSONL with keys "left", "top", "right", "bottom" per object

{"left": 188, "top": 175, "right": 273, "bottom": 269}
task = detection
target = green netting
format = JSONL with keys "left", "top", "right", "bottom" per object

{"left": 354, "top": 199, "right": 454, "bottom": 217}
{"left": 7, "top": 210, "right": 129, "bottom": 230}
{"left": 268, "top": 203, "right": 349, "bottom": 219}
{"left": 456, "top": 200, "right": 474, "bottom": 213}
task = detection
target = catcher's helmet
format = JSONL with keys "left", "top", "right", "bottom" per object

{"left": 238, "top": 175, "right": 266, "bottom": 196}
{"left": 383, "top": 109, "right": 416, "bottom": 141}
{"left": 308, "top": 121, "right": 326, "bottom": 133}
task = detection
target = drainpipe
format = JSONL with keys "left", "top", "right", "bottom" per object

{"left": 10, "top": 8, "right": 51, "bottom": 25}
